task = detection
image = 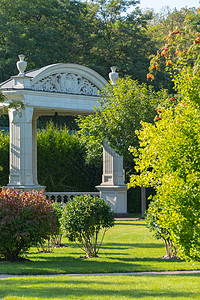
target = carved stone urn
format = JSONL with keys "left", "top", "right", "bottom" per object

{"left": 109, "top": 66, "right": 118, "bottom": 85}
{"left": 17, "top": 54, "right": 27, "bottom": 76}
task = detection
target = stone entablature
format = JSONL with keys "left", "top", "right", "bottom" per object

{"left": 32, "top": 73, "right": 99, "bottom": 96}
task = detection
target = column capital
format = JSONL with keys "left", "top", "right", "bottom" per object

{"left": 8, "top": 107, "right": 34, "bottom": 124}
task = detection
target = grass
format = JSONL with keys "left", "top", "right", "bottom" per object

{"left": 0, "top": 220, "right": 200, "bottom": 300}
{"left": 0, "top": 220, "right": 200, "bottom": 275}
{"left": 0, "top": 274, "right": 200, "bottom": 299}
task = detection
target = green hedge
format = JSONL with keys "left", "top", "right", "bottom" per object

{"left": 37, "top": 123, "right": 102, "bottom": 191}
{"left": 0, "top": 130, "right": 9, "bottom": 186}
{"left": 127, "top": 187, "right": 156, "bottom": 214}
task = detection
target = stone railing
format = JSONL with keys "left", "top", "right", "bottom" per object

{"left": 44, "top": 191, "right": 100, "bottom": 204}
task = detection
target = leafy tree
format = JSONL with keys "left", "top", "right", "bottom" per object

{"left": 0, "top": 0, "right": 154, "bottom": 83}
{"left": 146, "top": 7, "right": 196, "bottom": 50}
{"left": 130, "top": 9, "right": 200, "bottom": 256}
{"left": 144, "top": 7, "right": 196, "bottom": 92}
{"left": 84, "top": 0, "right": 153, "bottom": 81}
{"left": 0, "top": 188, "right": 59, "bottom": 261}
{"left": 0, "top": 0, "right": 90, "bottom": 82}
{"left": 130, "top": 99, "right": 200, "bottom": 261}
{"left": 62, "top": 194, "right": 114, "bottom": 258}
{"left": 78, "top": 78, "right": 168, "bottom": 173}
{"left": 147, "top": 7, "right": 200, "bottom": 94}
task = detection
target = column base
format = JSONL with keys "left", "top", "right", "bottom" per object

{"left": 5, "top": 184, "right": 46, "bottom": 193}
{"left": 96, "top": 184, "right": 127, "bottom": 214}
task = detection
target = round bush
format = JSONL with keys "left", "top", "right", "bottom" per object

{"left": 62, "top": 195, "right": 114, "bottom": 258}
{"left": 0, "top": 188, "right": 59, "bottom": 261}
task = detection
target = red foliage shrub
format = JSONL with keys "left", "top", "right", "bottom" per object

{"left": 0, "top": 188, "right": 59, "bottom": 261}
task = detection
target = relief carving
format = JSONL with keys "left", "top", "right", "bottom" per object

{"left": 32, "top": 73, "right": 99, "bottom": 96}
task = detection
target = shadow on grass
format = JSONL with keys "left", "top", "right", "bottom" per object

{"left": 0, "top": 276, "right": 199, "bottom": 299}
{"left": 60, "top": 241, "right": 164, "bottom": 251}
{"left": 101, "top": 242, "right": 164, "bottom": 249}
{"left": 115, "top": 222, "right": 146, "bottom": 226}
{"left": 108, "top": 256, "right": 185, "bottom": 263}
{"left": 0, "top": 255, "right": 152, "bottom": 275}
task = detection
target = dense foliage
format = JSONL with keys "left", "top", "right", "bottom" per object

{"left": 0, "top": 1, "right": 197, "bottom": 89}
{"left": 37, "top": 122, "right": 102, "bottom": 192}
{"left": 38, "top": 202, "right": 66, "bottom": 252}
{"left": 0, "top": 130, "right": 9, "bottom": 183}
{"left": 0, "top": 0, "right": 89, "bottom": 81}
{"left": 128, "top": 8, "right": 200, "bottom": 261}
{"left": 0, "top": 188, "right": 59, "bottom": 261}
{"left": 0, "top": 0, "right": 153, "bottom": 83}
{"left": 148, "top": 8, "right": 200, "bottom": 89}
{"left": 62, "top": 195, "right": 114, "bottom": 258}
{"left": 144, "top": 7, "right": 198, "bottom": 92}
{"left": 145, "top": 200, "right": 178, "bottom": 258}
{"left": 130, "top": 99, "right": 200, "bottom": 261}
{"left": 78, "top": 78, "right": 168, "bottom": 176}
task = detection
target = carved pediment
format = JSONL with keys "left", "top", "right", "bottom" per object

{"left": 32, "top": 73, "right": 99, "bottom": 96}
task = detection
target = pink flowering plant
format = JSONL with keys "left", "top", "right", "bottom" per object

{"left": 0, "top": 188, "right": 59, "bottom": 261}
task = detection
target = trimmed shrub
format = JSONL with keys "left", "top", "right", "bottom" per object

{"left": 62, "top": 195, "right": 114, "bottom": 258}
{"left": 0, "top": 188, "right": 59, "bottom": 261}
{"left": 37, "top": 122, "right": 102, "bottom": 192}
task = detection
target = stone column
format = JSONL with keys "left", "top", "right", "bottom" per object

{"left": 96, "top": 140, "right": 127, "bottom": 214}
{"left": 32, "top": 111, "right": 38, "bottom": 185}
{"left": 7, "top": 107, "right": 42, "bottom": 191}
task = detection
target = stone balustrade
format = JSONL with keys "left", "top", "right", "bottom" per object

{"left": 44, "top": 191, "right": 100, "bottom": 203}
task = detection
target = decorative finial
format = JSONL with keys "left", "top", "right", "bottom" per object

{"left": 17, "top": 54, "right": 27, "bottom": 76}
{"left": 109, "top": 66, "right": 118, "bottom": 85}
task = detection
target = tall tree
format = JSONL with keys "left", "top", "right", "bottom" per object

{"left": 130, "top": 8, "right": 200, "bottom": 261}
{"left": 130, "top": 98, "right": 200, "bottom": 261}
{"left": 0, "top": 0, "right": 90, "bottom": 81}
{"left": 83, "top": 0, "right": 153, "bottom": 81}
{"left": 78, "top": 78, "right": 168, "bottom": 171}
{"left": 145, "top": 7, "right": 198, "bottom": 91}
{"left": 0, "top": 0, "right": 153, "bottom": 83}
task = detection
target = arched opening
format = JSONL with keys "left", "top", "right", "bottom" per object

{"left": 0, "top": 58, "right": 127, "bottom": 213}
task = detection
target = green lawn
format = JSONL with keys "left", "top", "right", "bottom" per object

{"left": 0, "top": 220, "right": 199, "bottom": 275}
{"left": 0, "top": 274, "right": 200, "bottom": 299}
{"left": 0, "top": 220, "right": 200, "bottom": 300}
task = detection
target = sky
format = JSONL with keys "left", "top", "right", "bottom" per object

{"left": 138, "top": 0, "right": 200, "bottom": 13}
